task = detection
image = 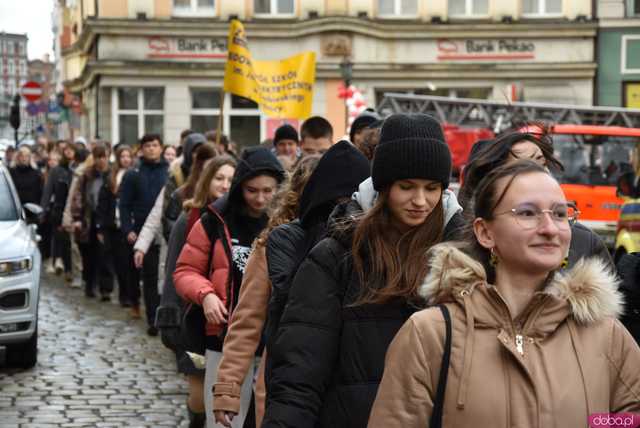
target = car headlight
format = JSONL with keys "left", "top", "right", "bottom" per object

{"left": 0, "top": 257, "right": 33, "bottom": 276}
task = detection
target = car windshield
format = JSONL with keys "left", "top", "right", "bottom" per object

{"left": 551, "top": 134, "right": 637, "bottom": 186}
{"left": 0, "top": 173, "right": 19, "bottom": 221}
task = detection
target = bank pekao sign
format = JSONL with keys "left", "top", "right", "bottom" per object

{"left": 437, "top": 39, "right": 536, "bottom": 61}
{"left": 146, "top": 36, "right": 227, "bottom": 60}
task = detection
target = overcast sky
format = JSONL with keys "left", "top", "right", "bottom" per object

{"left": 0, "top": 1, "right": 54, "bottom": 60}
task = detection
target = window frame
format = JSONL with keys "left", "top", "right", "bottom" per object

{"left": 622, "top": 35, "right": 640, "bottom": 74}
{"left": 111, "top": 87, "right": 165, "bottom": 144}
{"left": 189, "top": 87, "right": 266, "bottom": 144}
{"left": 377, "top": 0, "right": 419, "bottom": 18}
{"left": 522, "top": 0, "right": 563, "bottom": 18}
{"left": 448, "top": 0, "right": 489, "bottom": 18}
{"left": 172, "top": 0, "right": 217, "bottom": 17}
{"left": 253, "top": 0, "right": 297, "bottom": 18}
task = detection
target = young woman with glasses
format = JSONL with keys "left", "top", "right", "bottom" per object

{"left": 369, "top": 160, "right": 640, "bottom": 427}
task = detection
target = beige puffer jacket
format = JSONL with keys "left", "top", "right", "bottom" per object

{"left": 369, "top": 243, "right": 640, "bottom": 428}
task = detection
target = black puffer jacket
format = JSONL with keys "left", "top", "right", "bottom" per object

{"left": 262, "top": 198, "right": 464, "bottom": 428}
{"left": 9, "top": 165, "right": 42, "bottom": 205}
{"left": 263, "top": 141, "right": 371, "bottom": 389}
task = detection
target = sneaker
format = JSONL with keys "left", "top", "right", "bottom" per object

{"left": 45, "top": 260, "right": 55, "bottom": 275}
{"left": 54, "top": 259, "right": 64, "bottom": 275}
{"left": 64, "top": 272, "right": 73, "bottom": 286}
{"left": 70, "top": 277, "right": 82, "bottom": 288}
{"left": 147, "top": 326, "right": 158, "bottom": 337}
{"left": 130, "top": 305, "right": 142, "bottom": 319}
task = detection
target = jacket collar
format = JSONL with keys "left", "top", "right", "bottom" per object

{"left": 419, "top": 243, "right": 623, "bottom": 325}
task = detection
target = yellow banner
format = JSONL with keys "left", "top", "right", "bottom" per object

{"left": 223, "top": 20, "right": 316, "bottom": 119}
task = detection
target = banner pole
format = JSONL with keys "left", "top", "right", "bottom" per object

{"left": 216, "top": 89, "right": 225, "bottom": 148}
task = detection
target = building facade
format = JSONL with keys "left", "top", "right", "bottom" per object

{"left": 597, "top": 0, "right": 640, "bottom": 107}
{"left": 0, "top": 32, "right": 29, "bottom": 141}
{"left": 59, "top": 0, "right": 595, "bottom": 146}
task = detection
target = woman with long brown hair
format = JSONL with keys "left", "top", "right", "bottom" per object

{"left": 96, "top": 144, "right": 134, "bottom": 306}
{"left": 156, "top": 155, "right": 236, "bottom": 428}
{"left": 261, "top": 114, "right": 464, "bottom": 428}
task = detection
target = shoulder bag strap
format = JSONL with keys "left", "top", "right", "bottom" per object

{"left": 429, "top": 304, "right": 452, "bottom": 428}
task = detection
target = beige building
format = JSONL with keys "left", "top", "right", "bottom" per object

{"left": 59, "top": 0, "right": 596, "bottom": 146}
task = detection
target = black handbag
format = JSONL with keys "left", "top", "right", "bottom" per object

{"left": 180, "top": 302, "right": 206, "bottom": 354}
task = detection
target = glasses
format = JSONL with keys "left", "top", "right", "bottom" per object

{"left": 494, "top": 203, "right": 579, "bottom": 230}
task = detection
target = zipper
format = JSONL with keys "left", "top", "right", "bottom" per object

{"left": 515, "top": 334, "right": 524, "bottom": 355}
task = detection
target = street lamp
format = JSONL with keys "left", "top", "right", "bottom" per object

{"left": 339, "top": 57, "right": 353, "bottom": 132}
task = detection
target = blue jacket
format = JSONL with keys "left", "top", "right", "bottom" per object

{"left": 118, "top": 158, "right": 168, "bottom": 235}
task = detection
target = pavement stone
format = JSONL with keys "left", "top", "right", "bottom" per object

{"left": 0, "top": 273, "right": 190, "bottom": 426}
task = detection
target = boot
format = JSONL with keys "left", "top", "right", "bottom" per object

{"left": 130, "top": 305, "right": 141, "bottom": 319}
{"left": 187, "top": 407, "right": 206, "bottom": 428}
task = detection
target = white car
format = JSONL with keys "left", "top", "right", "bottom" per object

{"left": 0, "top": 164, "right": 41, "bottom": 368}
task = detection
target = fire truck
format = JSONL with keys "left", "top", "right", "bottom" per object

{"left": 376, "top": 93, "right": 640, "bottom": 248}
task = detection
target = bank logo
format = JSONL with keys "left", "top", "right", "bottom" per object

{"left": 588, "top": 413, "right": 640, "bottom": 428}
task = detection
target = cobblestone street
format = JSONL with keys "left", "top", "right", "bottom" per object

{"left": 0, "top": 273, "right": 189, "bottom": 427}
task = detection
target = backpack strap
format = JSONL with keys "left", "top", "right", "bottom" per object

{"left": 430, "top": 304, "right": 452, "bottom": 428}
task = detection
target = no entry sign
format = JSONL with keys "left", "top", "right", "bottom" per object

{"left": 21, "top": 81, "right": 43, "bottom": 103}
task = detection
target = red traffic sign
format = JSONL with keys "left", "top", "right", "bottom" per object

{"left": 21, "top": 81, "right": 43, "bottom": 103}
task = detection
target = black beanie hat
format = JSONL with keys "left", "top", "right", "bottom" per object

{"left": 371, "top": 113, "right": 452, "bottom": 191}
{"left": 350, "top": 109, "right": 381, "bottom": 142}
{"left": 274, "top": 124, "right": 299, "bottom": 145}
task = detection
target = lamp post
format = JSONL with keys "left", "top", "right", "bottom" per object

{"left": 339, "top": 57, "right": 353, "bottom": 133}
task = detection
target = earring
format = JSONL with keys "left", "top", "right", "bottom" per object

{"left": 561, "top": 256, "right": 569, "bottom": 269}
{"left": 489, "top": 248, "right": 498, "bottom": 267}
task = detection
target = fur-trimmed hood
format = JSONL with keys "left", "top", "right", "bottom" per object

{"left": 419, "top": 243, "right": 623, "bottom": 324}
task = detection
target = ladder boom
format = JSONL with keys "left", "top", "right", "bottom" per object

{"left": 377, "top": 93, "right": 640, "bottom": 130}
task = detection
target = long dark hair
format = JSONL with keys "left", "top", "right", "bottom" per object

{"left": 352, "top": 188, "right": 445, "bottom": 305}
{"left": 460, "top": 129, "right": 563, "bottom": 210}
{"left": 467, "top": 160, "right": 550, "bottom": 283}
{"left": 177, "top": 143, "right": 217, "bottom": 202}
{"left": 109, "top": 145, "right": 132, "bottom": 194}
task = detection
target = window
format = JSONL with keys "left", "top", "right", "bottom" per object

{"left": 628, "top": 0, "right": 640, "bottom": 16}
{"left": 190, "top": 88, "right": 262, "bottom": 149}
{"left": 173, "top": 0, "right": 216, "bottom": 17}
{"left": 112, "top": 87, "right": 164, "bottom": 145}
{"left": 378, "top": 0, "right": 418, "bottom": 16}
{"left": 523, "top": 0, "right": 562, "bottom": 16}
{"left": 254, "top": 0, "right": 295, "bottom": 16}
{"left": 8, "top": 61, "right": 14, "bottom": 76}
{"left": 449, "top": 0, "right": 488, "bottom": 17}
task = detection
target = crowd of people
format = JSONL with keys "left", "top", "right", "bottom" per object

{"left": 2, "top": 109, "right": 639, "bottom": 428}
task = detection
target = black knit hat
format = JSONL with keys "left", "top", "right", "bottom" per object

{"left": 350, "top": 109, "right": 381, "bottom": 142}
{"left": 371, "top": 113, "right": 452, "bottom": 191}
{"left": 273, "top": 124, "right": 299, "bottom": 145}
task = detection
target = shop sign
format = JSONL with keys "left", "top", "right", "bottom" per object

{"left": 146, "top": 36, "right": 227, "bottom": 59}
{"left": 437, "top": 39, "right": 536, "bottom": 61}
{"left": 625, "top": 83, "right": 640, "bottom": 109}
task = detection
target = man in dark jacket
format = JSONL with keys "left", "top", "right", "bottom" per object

{"left": 119, "top": 134, "right": 168, "bottom": 335}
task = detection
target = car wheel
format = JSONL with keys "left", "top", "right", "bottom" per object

{"left": 7, "top": 327, "right": 37, "bottom": 369}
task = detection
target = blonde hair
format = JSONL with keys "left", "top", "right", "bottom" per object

{"left": 183, "top": 155, "right": 237, "bottom": 211}
{"left": 11, "top": 146, "right": 36, "bottom": 169}
{"left": 255, "top": 154, "right": 321, "bottom": 247}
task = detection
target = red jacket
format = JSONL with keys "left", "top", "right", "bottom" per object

{"left": 174, "top": 206, "right": 235, "bottom": 337}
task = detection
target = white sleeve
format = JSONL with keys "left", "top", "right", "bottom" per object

{"left": 134, "top": 187, "right": 165, "bottom": 254}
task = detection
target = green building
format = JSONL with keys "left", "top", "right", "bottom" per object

{"left": 597, "top": 0, "right": 640, "bottom": 107}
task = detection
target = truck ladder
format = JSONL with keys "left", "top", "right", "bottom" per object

{"left": 377, "top": 93, "right": 640, "bottom": 131}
